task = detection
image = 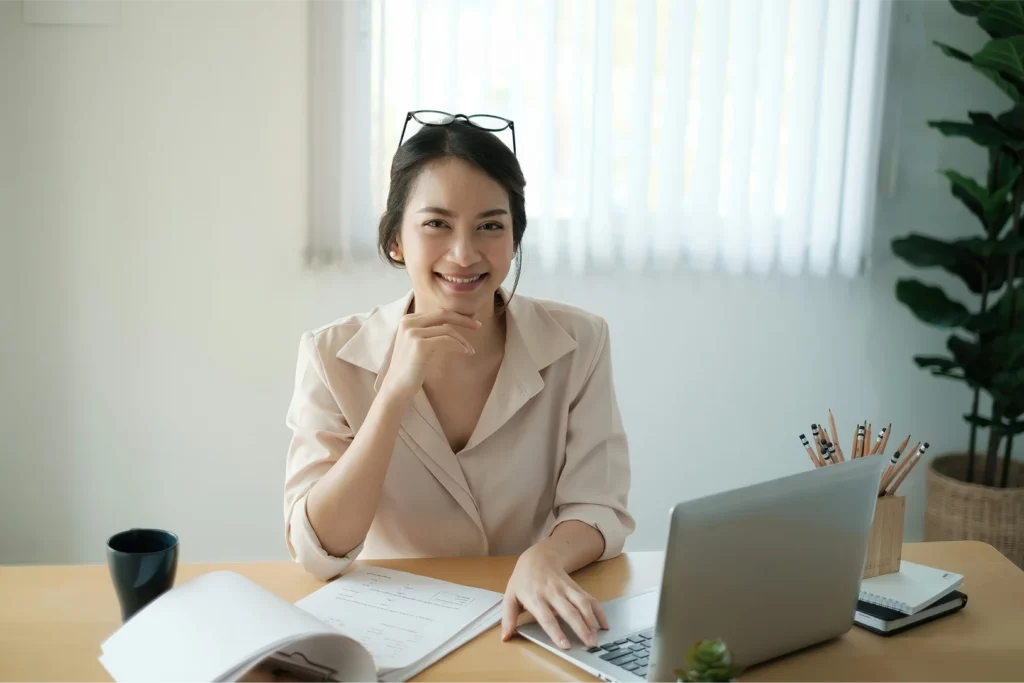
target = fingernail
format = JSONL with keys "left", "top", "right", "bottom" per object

{"left": 475, "top": 319, "right": 482, "bottom": 326}
{"left": 560, "top": 638, "right": 570, "bottom": 649}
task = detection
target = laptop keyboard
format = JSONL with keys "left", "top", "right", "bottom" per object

{"left": 586, "top": 628, "right": 653, "bottom": 679}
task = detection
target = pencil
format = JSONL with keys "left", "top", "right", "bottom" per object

{"left": 851, "top": 424, "right": 859, "bottom": 459}
{"left": 855, "top": 423, "right": 865, "bottom": 459}
{"left": 820, "top": 439, "right": 833, "bottom": 465}
{"left": 887, "top": 440, "right": 921, "bottom": 486}
{"left": 871, "top": 425, "right": 887, "bottom": 456}
{"left": 864, "top": 423, "right": 872, "bottom": 457}
{"left": 811, "top": 424, "right": 822, "bottom": 449}
{"left": 800, "top": 434, "right": 822, "bottom": 467}
{"left": 890, "top": 434, "right": 912, "bottom": 463}
{"left": 878, "top": 423, "right": 892, "bottom": 456}
{"left": 829, "top": 410, "right": 845, "bottom": 461}
{"left": 886, "top": 443, "right": 929, "bottom": 495}
{"left": 826, "top": 441, "right": 837, "bottom": 466}
{"left": 882, "top": 441, "right": 918, "bottom": 493}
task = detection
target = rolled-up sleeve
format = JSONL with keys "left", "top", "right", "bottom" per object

{"left": 553, "top": 320, "right": 635, "bottom": 561}
{"left": 284, "top": 332, "right": 363, "bottom": 580}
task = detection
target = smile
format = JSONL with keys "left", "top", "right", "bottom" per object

{"left": 437, "top": 273, "right": 485, "bottom": 283}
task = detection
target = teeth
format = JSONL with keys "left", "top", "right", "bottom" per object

{"left": 440, "top": 274, "right": 483, "bottom": 284}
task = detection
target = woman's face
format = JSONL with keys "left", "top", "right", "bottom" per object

{"left": 395, "top": 157, "right": 514, "bottom": 317}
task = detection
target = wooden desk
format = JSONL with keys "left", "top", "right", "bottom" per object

{"left": 1, "top": 541, "right": 1021, "bottom": 681}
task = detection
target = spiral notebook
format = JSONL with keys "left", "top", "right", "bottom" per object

{"left": 858, "top": 561, "right": 964, "bottom": 615}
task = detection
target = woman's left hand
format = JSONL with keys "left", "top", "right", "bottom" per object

{"left": 500, "top": 543, "right": 609, "bottom": 649}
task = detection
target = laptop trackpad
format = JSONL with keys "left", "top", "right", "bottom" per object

{"left": 601, "top": 589, "right": 660, "bottom": 634}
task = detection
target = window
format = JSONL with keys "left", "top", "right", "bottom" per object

{"left": 310, "top": 0, "right": 892, "bottom": 276}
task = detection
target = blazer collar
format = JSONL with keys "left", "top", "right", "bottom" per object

{"left": 335, "top": 288, "right": 577, "bottom": 379}
{"left": 334, "top": 288, "right": 577, "bottom": 537}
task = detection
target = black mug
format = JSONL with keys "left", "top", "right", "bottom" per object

{"left": 106, "top": 528, "right": 179, "bottom": 622}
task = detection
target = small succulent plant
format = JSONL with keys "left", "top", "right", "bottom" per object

{"left": 675, "top": 639, "right": 737, "bottom": 682}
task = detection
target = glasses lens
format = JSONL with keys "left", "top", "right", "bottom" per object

{"left": 467, "top": 115, "right": 510, "bottom": 131}
{"left": 413, "top": 111, "right": 455, "bottom": 126}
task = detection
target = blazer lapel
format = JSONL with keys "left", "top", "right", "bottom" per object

{"left": 462, "top": 293, "right": 577, "bottom": 452}
{"left": 337, "top": 290, "right": 485, "bottom": 534}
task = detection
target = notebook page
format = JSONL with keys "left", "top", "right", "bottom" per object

{"left": 296, "top": 566, "right": 503, "bottom": 675}
{"left": 383, "top": 603, "right": 504, "bottom": 682}
{"left": 99, "top": 571, "right": 344, "bottom": 682}
{"left": 859, "top": 561, "right": 963, "bottom": 614}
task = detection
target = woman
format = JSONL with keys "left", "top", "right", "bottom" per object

{"left": 283, "top": 115, "right": 634, "bottom": 651}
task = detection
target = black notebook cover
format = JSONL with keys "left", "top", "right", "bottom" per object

{"left": 854, "top": 590, "right": 968, "bottom": 636}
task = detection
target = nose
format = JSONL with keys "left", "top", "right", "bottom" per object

{"left": 448, "top": 231, "right": 482, "bottom": 267}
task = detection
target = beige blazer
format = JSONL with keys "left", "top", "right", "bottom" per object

{"left": 283, "top": 290, "right": 635, "bottom": 580}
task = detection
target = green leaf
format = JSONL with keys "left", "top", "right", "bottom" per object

{"left": 994, "top": 368, "right": 1024, "bottom": 396}
{"left": 944, "top": 170, "right": 991, "bottom": 224}
{"left": 892, "top": 233, "right": 988, "bottom": 293}
{"left": 967, "top": 285, "right": 1024, "bottom": 332}
{"left": 964, "top": 413, "right": 995, "bottom": 427}
{"left": 974, "top": 37, "right": 1024, "bottom": 83}
{"left": 949, "top": 334, "right": 984, "bottom": 370}
{"left": 978, "top": 1, "right": 1024, "bottom": 38}
{"left": 998, "top": 104, "right": 1024, "bottom": 136}
{"left": 896, "top": 279, "right": 972, "bottom": 328}
{"left": 1007, "top": 420, "right": 1024, "bottom": 434}
{"left": 929, "top": 119, "right": 1017, "bottom": 148}
{"left": 988, "top": 332, "right": 1024, "bottom": 369}
{"left": 936, "top": 40, "right": 1024, "bottom": 101}
{"left": 950, "top": 0, "right": 989, "bottom": 18}
{"left": 914, "top": 355, "right": 960, "bottom": 372}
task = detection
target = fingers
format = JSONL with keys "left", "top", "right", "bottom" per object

{"left": 551, "top": 595, "right": 597, "bottom": 648}
{"left": 526, "top": 599, "right": 571, "bottom": 650}
{"left": 592, "top": 598, "right": 610, "bottom": 631}
{"left": 404, "top": 309, "right": 482, "bottom": 330}
{"left": 419, "top": 335, "right": 472, "bottom": 356}
{"left": 566, "top": 589, "right": 601, "bottom": 635}
{"left": 501, "top": 593, "right": 520, "bottom": 642}
{"left": 413, "top": 324, "right": 474, "bottom": 353}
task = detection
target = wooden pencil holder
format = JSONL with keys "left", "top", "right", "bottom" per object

{"left": 863, "top": 494, "right": 905, "bottom": 578}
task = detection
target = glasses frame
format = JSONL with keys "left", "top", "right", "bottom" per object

{"left": 398, "top": 110, "right": 516, "bottom": 156}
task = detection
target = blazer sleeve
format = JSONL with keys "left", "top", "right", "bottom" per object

{"left": 552, "top": 319, "right": 636, "bottom": 561}
{"left": 283, "top": 331, "right": 364, "bottom": 580}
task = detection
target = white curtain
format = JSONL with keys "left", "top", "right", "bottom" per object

{"left": 310, "top": 0, "right": 893, "bottom": 277}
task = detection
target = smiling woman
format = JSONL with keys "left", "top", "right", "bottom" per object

{"left": 283, "top": 119, "right": 636, "bottom": 653}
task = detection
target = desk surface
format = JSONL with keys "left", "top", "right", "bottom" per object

{"left": 1, "top": 541, "right": 1021, "bottom": 682}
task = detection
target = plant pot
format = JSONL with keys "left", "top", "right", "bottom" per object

{"left": 924, "top": 453, "right": 1024, "bottom": 569}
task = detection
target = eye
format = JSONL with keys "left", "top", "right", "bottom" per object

{"left": 479, "top": 221, "right": 505, "bottom": 231}
{"left": 424, "top": 219, "right": 450, "bottom": 229}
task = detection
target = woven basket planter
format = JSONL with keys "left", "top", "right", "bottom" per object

{"left": 924, "top": 453, "right": 1024, "bottom": 569}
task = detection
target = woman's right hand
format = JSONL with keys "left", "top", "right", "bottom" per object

{"left": 379, "top": 309, "right": 481, "bottom": 402}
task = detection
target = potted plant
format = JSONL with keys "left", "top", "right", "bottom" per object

{"left": 891, "top": 0, "right": 1024, "bottom": 568}
{"left": 675, "top": 639, "right": 737, "bottom": 683}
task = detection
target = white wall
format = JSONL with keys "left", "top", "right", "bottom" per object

{"left": 1, "top": 0, "right": 1013, "bottom": 565}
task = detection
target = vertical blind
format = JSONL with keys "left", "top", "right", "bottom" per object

{"left": 310, "top": 0, "right": 893, "bottom": 276}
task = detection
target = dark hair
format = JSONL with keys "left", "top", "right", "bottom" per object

{"left": 378, "top": 121, "right": 527, "bottom": 300}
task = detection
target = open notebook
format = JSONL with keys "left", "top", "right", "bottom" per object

{"left": 99, "top": 567, "right": 503, "bottom": 682}
{"left": 858, "top": 560, "right": 964, "bottom": 615}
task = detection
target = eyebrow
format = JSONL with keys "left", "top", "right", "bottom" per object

{"left": 416, "top": 207, "right": 509, "bottom": 219}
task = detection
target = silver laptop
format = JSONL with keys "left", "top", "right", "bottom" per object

{"left": 517, "top": 455, "right": 887, "bottom": 682}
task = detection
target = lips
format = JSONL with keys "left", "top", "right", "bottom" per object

{"left": 435, "top": 272, "right": 488, "bottom": 293}
{"left": 437, "top": 273, "right": 485, "bottom": 283}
